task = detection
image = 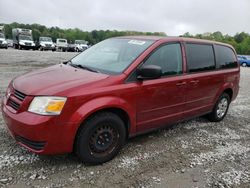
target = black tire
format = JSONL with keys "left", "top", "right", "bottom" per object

{"left": 207, "top": 93, "right": 230, "bottom": 122}
{"left": 75, "top": 112, "right": 126, "bottom": 164}
{"left": 242, "top": 62, "right": 247, "bottom": 67}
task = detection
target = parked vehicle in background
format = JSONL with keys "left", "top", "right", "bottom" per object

{"left": 12, "top": 28, "right": 36, "bottom": 50}
{"left": 67, "top": 40, "right": 89, "bottom": 52}
{"left": 237, "top": 55, "right": 250, "bottom": 67}
{"left": 6, "top": 39, "right": 14, "bottom": 48}
{"left": 1, "top": 36, "right": 240, "bottom": 164}
{"left": 0, "top": 32, "right": 8, "bottom": 49}
{"left": 67, "top": 42, "right": 76, "bottom": 52}
{"left": 56, "top": 38, "right": 68, "bottom": 52}
{"left": 0, "top": 26, "right": 8, "bottom": 49}
{"left": 0, "top": 25, "right": 4, "bottom": 32}
{"left": 38, "top": 37, "right": 56, "bottom": 51}
{"left": 75, "top": 40, "right": 88, "bottom": 52}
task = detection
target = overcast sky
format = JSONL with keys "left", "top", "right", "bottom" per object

{"left": 0, "top": 0, "right": 249, "bottom": 36}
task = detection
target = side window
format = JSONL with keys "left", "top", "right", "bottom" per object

{"left": 186, "top": 43, "right": 215, "bottom": 73}
{"left": 143, "top": 43, "right": 183, "bottom": 76}
{"left": 215, "top": 45, "right": 238, "bottom": 69}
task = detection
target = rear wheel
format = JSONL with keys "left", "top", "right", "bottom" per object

{"left": 75, "top": 112, "right": 126, "bottom": 164}
{"left": 207, "top": 93, "right": 230, "bottom": 122}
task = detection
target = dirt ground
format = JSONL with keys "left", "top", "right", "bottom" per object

{"left": 0, "top": 49, "right": 250, "bottom": 188}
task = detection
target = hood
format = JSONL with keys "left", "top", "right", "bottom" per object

{"left": 40, "top": 41, "right": 53, "bottom": 45}
{"left": 78, "top": 44, "right": 88, "bottom": 47}
{"left": 19, "top": 40, "right": 34, "bottom": 43}
{"left": 13, "top": 64, "right": 109, "bottom": 96}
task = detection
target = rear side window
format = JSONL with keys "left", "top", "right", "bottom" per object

{"left": 214, "top": 45, "right": 238, "bottom": 69}
{"left": 143, "top": 43, "right": 183, "bottom": 76}
{"left": 186, "top": 43, "right": 215, "bottom": 73}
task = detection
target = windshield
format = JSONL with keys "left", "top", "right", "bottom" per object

{"left": 19, "top": 35, "right": 32, "bottom": 41}
{"left": 75, "top": 40, "right": 86, "bottom": 44}
{"left": 0, "top": 33, "right": 4, "bottom": 38}
{"left": 58, "top": 39, "right": 66, "bottom": 43}
{"left": 71, "top": 38, "right": 154, "bottom": 74}
{"left": 40, "top": 37, "right": 52, "bottom": 42}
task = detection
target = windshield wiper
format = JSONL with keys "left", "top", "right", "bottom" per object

{"left": 68, "top": 61, "right": 100, "bottom": 73}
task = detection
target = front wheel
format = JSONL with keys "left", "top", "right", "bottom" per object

{"left": 75, "top": 112, "right": 126, "bottom": 164}
{"left": 207, "top": 93, "right": 230, "bottom": 122}
{"left": 242, "top": 62, "right": 247, "bottom": 67}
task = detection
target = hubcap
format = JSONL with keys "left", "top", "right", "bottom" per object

{"left": 89, "top": 125, "right": 118, "bottom": 156}
{"left": 242, "top": 63, "right": 247, "bottom": 67}
{"left": 216, "top": 97, "right": 228, "bottom": 118}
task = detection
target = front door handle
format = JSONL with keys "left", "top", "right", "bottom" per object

{"left": 190, "top": 80, "right": 199, "bottom": 84}
{"left": 176, "top": 81, "right": 187, "bottom": 86}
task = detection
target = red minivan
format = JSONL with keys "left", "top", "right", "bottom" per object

{"left": 1, "top": 36, "right": 240, "bottom": 164}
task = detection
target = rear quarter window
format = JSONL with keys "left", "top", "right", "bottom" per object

{"left": 186, "top": 43, "right": 215, "bottom": 73}
{"left": 214, "top": 45, "right": 238, "bottom": 69}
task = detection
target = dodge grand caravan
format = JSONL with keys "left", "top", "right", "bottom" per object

{"left": 1, "top": 36, "right": 240, "bottom": 164}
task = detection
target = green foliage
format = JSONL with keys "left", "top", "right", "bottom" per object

{"left": 1, "top": 22, "right": 250, "bottom": 55}
{"left": 0, "top": 22, "right": 166, "bottom": 45}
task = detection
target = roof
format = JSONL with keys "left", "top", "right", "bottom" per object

{"left": 115, "top": 35, "right": 233, "bottom": 48}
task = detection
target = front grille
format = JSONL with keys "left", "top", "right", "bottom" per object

{"left": 25, "top": 42, "right": 31, "bottom": 46}
{"left": 8, "top": 99, "right": 20, "bottom": 111}
{"left": 45, "top": 44, "right": 51, "bottom": 47}
{"left": 14, "top": 90, "right": 26, "bottom": 101}
{"left": 7, "top": 89, "right": 26, "bottom": 111}
{"left": 0, "top": 41, "right": 2, "bottom": 44}
{"left": 15, "top": 136, "right": 46, "bottom": 151}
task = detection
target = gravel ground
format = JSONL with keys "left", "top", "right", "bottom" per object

{"left": 0, "top": 49, "right": 250, "bottom": 188}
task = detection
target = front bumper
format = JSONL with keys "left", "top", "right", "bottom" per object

{"left": 41, "top": 45, "right": 56, "bottom": 50}
{"left": 1, "top": 95, "right": 77, "bottom": 155}
{"left": 0, "top": 43, "right": 8, "bottom": 48}
{"left": 20, "top": 44, "right": 36, "bottom": 50}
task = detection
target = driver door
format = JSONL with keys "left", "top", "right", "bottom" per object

{"left": 135, "top": 43, "right": 187, "bottom": 132}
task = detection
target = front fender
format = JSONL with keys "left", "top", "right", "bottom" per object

{"left": 69, "top": 96, "right": 136, "bottom": 135}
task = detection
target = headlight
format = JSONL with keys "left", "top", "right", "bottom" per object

{"left": 28, "top": 96, "right": 67, "bottom": 115}
{"left": 19, "top": 42, "right": 25, "bottom": 45}
{"left": 41, "top": 43, "right": 45, "bottom": 47}
{"left": 2, "top": 40, "right": 7, "bottom": 44}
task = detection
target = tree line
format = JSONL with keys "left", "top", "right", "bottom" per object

{"left": 1, "top": 22, "right": 250, "bottom": 55}
{"left": 1, "top": 22, "right": 166, "bottom": 45}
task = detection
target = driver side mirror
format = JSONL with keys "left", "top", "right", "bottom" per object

{"left": 137, "top": 65, "right": 162, "bottom": 80}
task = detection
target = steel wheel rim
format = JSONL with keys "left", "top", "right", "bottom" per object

{"left": 216, "top": 97, "right": 228, "bottom": 118}
{"left": 89, "top": 124, "right": 119, "bottom": 157}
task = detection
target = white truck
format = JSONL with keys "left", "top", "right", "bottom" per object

{"left": 38, "top": 37, "right": 56, "bottom": 51}
{"left": 56, "top": 38, "right": 68, "bottom": 52}
{"left": 75, "top": 40, "right": 88, "bottom": 52}
{"left": 0, "top": 26, "right": 8, "bottom": 49}
{"left": 12, "top": 28, "right": 36, "bottom": 50}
